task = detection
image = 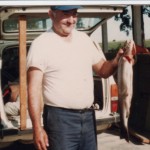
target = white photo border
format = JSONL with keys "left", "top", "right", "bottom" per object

{"left": 0, "top": 1, "right": 150, "bottom": 6}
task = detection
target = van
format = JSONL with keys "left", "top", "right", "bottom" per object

{"left": 0, "top": 5, "right": 124, "bottom": 148}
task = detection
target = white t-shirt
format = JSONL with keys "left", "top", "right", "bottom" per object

{"left": 27, "top": 29, "right": 103, "bottom": 109}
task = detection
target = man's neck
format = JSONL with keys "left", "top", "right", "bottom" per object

{"left": 52, "top": 26, "right": 73, "bottom": 42}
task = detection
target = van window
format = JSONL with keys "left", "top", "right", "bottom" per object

{"left": 3, "top": 17, "right": 101, "bottom": 33}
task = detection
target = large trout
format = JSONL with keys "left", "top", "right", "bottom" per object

{"left": 117, "top": 40, "right": 136, "bottom": 142}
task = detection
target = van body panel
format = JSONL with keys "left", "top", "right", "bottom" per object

{"left": 0, "top": 5, "right": 124, "bottom": 146}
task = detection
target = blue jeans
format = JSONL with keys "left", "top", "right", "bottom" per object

{"left": 43, "top": 105, "right": 97, "bottom": 150}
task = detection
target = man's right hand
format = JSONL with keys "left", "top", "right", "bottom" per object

{"left": 33, "top": 127, "right": 49, "bottom": 150}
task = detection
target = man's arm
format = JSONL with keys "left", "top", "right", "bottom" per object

{"left": 93, "top": 49, "right": 123, "bottom": 78}
{"left": 27, "top": 67, "right": 49, "bottom": 150}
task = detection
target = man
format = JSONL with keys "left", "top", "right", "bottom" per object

{"left": 27, "top": 5, "right": 123, "bottom": 150}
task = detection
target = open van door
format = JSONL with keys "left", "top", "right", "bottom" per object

{"left": 0, "top": 5, "right": 125, "bottom": 147}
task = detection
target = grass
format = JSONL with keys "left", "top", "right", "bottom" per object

{"left": 144, "top": 39, "right": 150, "bottom": 48}
{"left": 99, "top": 39, "right": 150, "bottom": 52}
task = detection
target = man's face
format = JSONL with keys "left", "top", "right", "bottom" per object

{"left": 51, "top": 9, "right": 78, "bottom": 37}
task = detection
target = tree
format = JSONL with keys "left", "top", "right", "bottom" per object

{"left": 142, "top": 5, "right": 150, "bottom": 17}
{"left": 114, "top": 6, "right": 132, "bottom": 36}
{"left": 114, "top": 5, "right": 150, "bottom": 36}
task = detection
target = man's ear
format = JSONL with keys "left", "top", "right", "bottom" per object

{"left": 48, "top": 10, "right": 54, "bottom": 20}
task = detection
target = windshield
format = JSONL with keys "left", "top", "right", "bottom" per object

{"left": 3, "top": 17, "right": 101, "bottom": 32}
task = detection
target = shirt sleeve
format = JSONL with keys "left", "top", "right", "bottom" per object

{"left": 26, "top": 39, "right": 47, "bottom": 72}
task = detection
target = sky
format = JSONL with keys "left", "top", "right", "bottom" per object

{"left": 91, "top": 16, "right": 133, "bottom": 42}
{"left": 143, "top": 14, "right": 150, "bottom": 40}
{"left": 91, "top": 6, "right": 150, "bottom": 42}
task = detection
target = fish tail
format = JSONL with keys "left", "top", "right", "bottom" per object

{"left": 120, "top": 126, "right": 130, "bottom": 142}
{"left": 119, "top": 116, "right": 130, "bottom": 142}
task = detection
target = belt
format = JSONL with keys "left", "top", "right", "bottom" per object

{"left": 44, "top": 105, "right": 93, "bottom": 113}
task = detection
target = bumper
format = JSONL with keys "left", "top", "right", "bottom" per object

{"left": 96, "top": 113, "right": 120, "bottom": 125}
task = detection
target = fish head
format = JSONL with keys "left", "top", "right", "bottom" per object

{"left": 123, "top": 40, "right": 136, "bottom": 57}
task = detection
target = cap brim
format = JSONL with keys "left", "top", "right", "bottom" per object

{"left": 51, "top": 5, "right": 82, "bottom": 11}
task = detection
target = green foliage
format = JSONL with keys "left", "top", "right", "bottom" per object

{"left": 142, "top": 6, "right": 150, "bottom": 17}
{"left": 114, "top": 5, "right": 150, "bottom": 36}
{"left": 99, "top": 41, "right": 124, "bottom": 52}
{"left": 100, "top": 39, "right": 150, "bottom": 52}
{"left": 114, "top": 6, "right": 132, "bottom": 36}
{"left": 144, "top": 39, "right": 150, "bottom": 48}
{"left": 108, "top": 41, "right": 124, "bottom": 52}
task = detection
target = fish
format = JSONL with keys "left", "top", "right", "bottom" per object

{"left": 117, "top": 40, "right": 136, "bottom": 142}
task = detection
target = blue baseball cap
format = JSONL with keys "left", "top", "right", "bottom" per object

{"left": 51, "top": 5, "right": 82, "bottom": 11}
